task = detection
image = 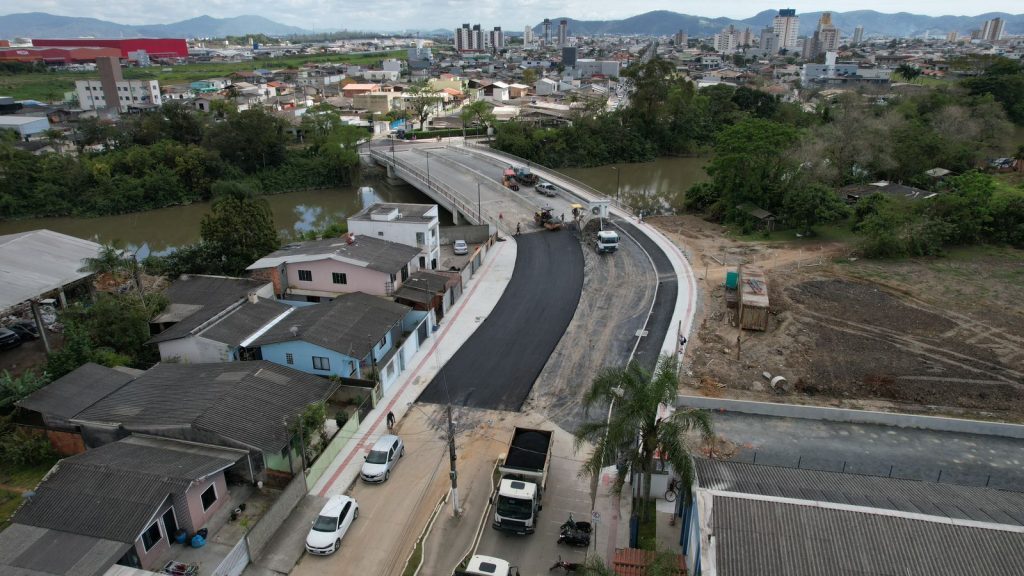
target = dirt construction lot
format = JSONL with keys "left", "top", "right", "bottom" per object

{"left": 649, "top": 214, "right": 1024, "bottom": 423}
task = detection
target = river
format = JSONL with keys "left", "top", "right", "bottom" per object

{"left": 0, "top": 157, "right": 710, "bottom": 253}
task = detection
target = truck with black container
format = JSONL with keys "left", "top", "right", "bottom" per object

{"left": 492, "top": 427, "right": 552, "bottom": 535}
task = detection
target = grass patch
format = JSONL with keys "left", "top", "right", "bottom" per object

{"left": 401, "top": 492, "right": 447, "bottom": 576}
{"left": 0, "top": 457, "right": 58, "bottom": 491}
{"left": 0, "top": 489, "right": 21, "bottom": 531}
{"left": 0, "top": 50, "right": 405, "bottom": 101}
{"left": 637, "top": 499, "right": 658, "bottom": 551}
{"left": 730, "top": 219, "right": 859, "bottom": 244}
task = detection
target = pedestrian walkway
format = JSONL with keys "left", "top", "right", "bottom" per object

{"left": 309, "top": 236, "right": 518, "bottom": 498}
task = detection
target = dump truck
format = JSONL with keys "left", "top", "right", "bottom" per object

{"left": 492, "top": 427, "right": 552, "bottom": 535}
{"left": 596, "top": 230, "right": 620, "bottom": 254}
{"left": 513, "top": 166, "right": 539, "bottom": 186}
{"left": 534, "top": 207, "right": 563, "bottom": 231}
{"left": 502, "top": 168, "right": 520, "bottom": 191}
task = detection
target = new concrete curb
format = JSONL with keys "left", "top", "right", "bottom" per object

{"left": 676, "top": 395, "right": 1024, "bottom": 439}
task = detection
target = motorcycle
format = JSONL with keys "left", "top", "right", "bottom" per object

{"left": 557, "top": 513, "right": 592, "bottom": 547}
{"left": 549, "top": 556, "right": 583, "bottom": 573}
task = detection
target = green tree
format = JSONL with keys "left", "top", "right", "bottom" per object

{"left": 574, "top": 355, "right": 713, "bottom": 521}
{"left": 0, "top": 370, "right": 48, "bottom": 410}
{"left": 963, "top": 58, "right": 1024, "bottom": 124}
{"left": 460, "top": 100, "right": 496, "bottom": 137}
{"left": 521, "top": 68, "right": 538, "bottom": 84}
{"left": 204, "top": 108, "right": 288, "bottom": 171}
{"left": 199, "top": 181, "right": 281, "bottom": 275}
{"left": 705, "top": 118, "right": 799, "bottom": 219}
{"left": 782, "top": 182, "right": 849, "bottom": 235}
{"left": 405, "top": 82, "right": 441, "bottom": 130}
{"left": 896, "top": 63, "right": 922, "bottom": 82}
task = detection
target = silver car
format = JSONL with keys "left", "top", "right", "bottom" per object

{"left": 536, "top": 182, "right": 558, "bottom": 197}
{"left": 360, "top": 434, "right": 405, "bottom": 482}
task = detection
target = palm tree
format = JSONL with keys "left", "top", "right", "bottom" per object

{"left": 574, "top": 354, "right": 712, "bottom": 521}
{"left": 896, "top": 63, "right": 922, "bottom": 83}
{"left": 78, "top": 242, "right": 144, "bottom": 301}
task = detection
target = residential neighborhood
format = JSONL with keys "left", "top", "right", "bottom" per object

{"left": 1, "top": 5, "right": 1023, "bottom": 576}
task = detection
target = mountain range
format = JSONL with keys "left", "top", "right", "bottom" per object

{"left": 0, "top": 12, "right": 307, "bottom": 39}
{"left": 538, "top": 10, "right": 1024, "bottom": 39}
{"left": 1, "top": 10, "right": 1022, "bottom": 40}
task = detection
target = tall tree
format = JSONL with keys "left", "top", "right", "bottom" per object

{"left": 405, "top": 82, "right": 442, "bottom": 130}
{"left": 460, "top": 100, "right": 496, "bottom": 137}
{"left": 574, "top": 355, "right": 713, "bottom": 521}
{"left": 200, "top": 181, "right": 280, "bottom": 275}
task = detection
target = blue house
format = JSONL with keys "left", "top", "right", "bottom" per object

{"left": 247, "top": 292, "right": 411, "bottom": 388}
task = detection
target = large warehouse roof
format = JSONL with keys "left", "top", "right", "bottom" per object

{"left": 0, "top": 229, "right": 102, "bottom": 311}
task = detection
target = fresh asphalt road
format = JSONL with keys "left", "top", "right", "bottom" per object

{"left": 418, "top": 231, "right": 584, "bottom": 411}
{"left": 712, "top": 412, "right": 1024, "bottom": 491}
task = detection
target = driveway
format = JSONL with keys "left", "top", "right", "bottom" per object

{"left": 419, "top": 232, "right": 584, "bottom": 411}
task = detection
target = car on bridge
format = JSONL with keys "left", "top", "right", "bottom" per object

{"left": 536, "top": 182, "right": 558, "bottom": 197}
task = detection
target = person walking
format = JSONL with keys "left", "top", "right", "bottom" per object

{"left": 386, "top": 411, "right": 396, "bottom": 431}
{"left": 515, "top": 222, "right": 521, "bottom": 236}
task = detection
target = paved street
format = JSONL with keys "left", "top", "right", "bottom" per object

{"left": 712, "top": 412, "right": 1024, "bottom": 490}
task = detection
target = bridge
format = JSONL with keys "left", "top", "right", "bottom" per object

{"left": 367, "top": 139, "right": 698, "bottom": 410}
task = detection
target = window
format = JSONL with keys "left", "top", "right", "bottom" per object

{"left": 378, "top": 231, "right": 384, "bottom": 236}
{"left": 141, "top": 520, "right": 162, "bottom": 551}
{"left": 298, "top": 270, "right": 312, "bottom": 282}
{"left": 378, "top": 336, "right": 387, "bottom": 349}
{"left": 285, "top": 353, "right": 294, "bottom": 365}
{"left": 416, "top": 232, "right": 425, "bottom": 245}
{"left": 201, "top": 484, "right": 217, "bottom": 511}
{"left": 312, "top": 356, "right": 330, "bottom": 371}
{"left": 332, "top": 272, "right": 347, "bottom": 285}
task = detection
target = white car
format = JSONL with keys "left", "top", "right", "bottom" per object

{"left": 453, "top": 240, "right": 469, "bottom": 255}
{"left": 305, "top": 495, "right": 359, "bottom": 555}
{"left": 360, "top": 434, "right": 405, "bottom": 482}
{"left": 536, "top": 182, "right": 558, "bottom": 197}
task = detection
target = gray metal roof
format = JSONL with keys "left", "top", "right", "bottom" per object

{"left": 73, "top": 362, "right": 337, "bottom": 452}
{"left": 246, "top": 234, "right": 420, "bottom": 274}
{"left": 16, "top": 363, "right": 133, "bottom": 420}
{"left": 0, "top": 524, "right": 128, "bottom": 576}
{"left": 394, "top": 270, "right": 454, "bottom": 304}
{"left": 251, "top": 292, "right": 409, "bottom": 359}
{"left": 695, "top": 458, "right": 1024, "bottom": 526}
{"left": 349, "top": 203, "right": 437, "bottom": 223}
{"left": 0, "top": 230, "right": 102, "bottom": 312}
{"left": 148, "top": 275, "right": 268, "bottom": 344}
{"left": 14, "top": 438, "right": 238, "bottom": 544}
{"left": 712, "top": 495, "right": 1024, "bottom": 576}
{"left": 198, "top": 297, "right": 291, "bottom": 346}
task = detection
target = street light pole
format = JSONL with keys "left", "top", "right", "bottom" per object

{"left": 426, "top": 152, "right": 431, "bottom": 190}
{"left": 477, "top": 182, "right": 482, "bottom": 223}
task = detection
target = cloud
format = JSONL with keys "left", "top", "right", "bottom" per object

{"left": 12, "top": 1, "right": 1022, "bottom": 31}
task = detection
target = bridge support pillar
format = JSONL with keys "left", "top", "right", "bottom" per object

{"left": 452, "top": 209, "right": 461, "bottom": 225}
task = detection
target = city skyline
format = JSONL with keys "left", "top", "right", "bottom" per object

{"left": 1, "top": 2, "right": 1021, "bottom": 33}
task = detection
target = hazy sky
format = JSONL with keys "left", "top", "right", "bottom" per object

{"left": 5, "top": 1, "right": 1021, "bottom": 30}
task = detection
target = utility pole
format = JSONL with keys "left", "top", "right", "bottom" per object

{"left": 447, "top": 404, "right": 460, "bottom": 516}
{"left": 736, "top": 264, "right": 744, "bottom": 361}
{"left": 477, "top": 182, "right": 482, "bottom": 223}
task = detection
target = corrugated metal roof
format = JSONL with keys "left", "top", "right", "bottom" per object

{"left": 251, "top": 292, "right": 409, "bottom": 359}
{"left": 246, "top": 234, "right": 420, "bottom": 274}
{"left": 199, "top": 297, "right": 291, "bottom": 346}
{"left": 0, "top": 230, "right": 102, "bottom": 312}
{"left": 712, "top": 496, "right": 1024, "bottom": 576}
{"left": 695, "top": 458, "right": 1024, "bottom": 525}
{"left": 0, "top": 524, "right": 128, "bottom": 576}
{"left": 148, "top": 275, "right": 268, "bottom": 344}
{"left": 349, "top": 203, "right": 437, "bottom": 223}
{"left": 73, "top": 362, "right": 336, "bottom": 452}
{"left": 16, "top": 363, "right": 133, "bottom": 419}
{"left": 14, "top": 439, "right": 238, "bottom": 543}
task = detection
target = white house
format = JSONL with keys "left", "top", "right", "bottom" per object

{"left": 535, "top": 78, "right": 558, "bottom": 95}
{"left": 347, "top": 203, "right": 441, "bottom": 271}
{"left": 76, "top": 79, "right": 162, "bottom": 112}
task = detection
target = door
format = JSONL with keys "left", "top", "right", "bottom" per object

{"left": 339, "top": 502, "right": 353, "bottom": 537}
{"left": 162, "top": 508, "right": 178, "bottom": 541}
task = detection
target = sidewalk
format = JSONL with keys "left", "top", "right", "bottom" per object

{"left": 310, "top": 236, "right": 518, "bottom": 498}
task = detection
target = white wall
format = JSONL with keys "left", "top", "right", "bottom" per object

{"left": 348, "top": 212, "right": 440, "bottom": 269}
{"left": 158, "top": 335, "right": 231, "bottom": 364}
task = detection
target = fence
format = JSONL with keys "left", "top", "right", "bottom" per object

{"left": 306, "top": 395, "right": 371, "bottom": 490}
{"left": 211, "top": 534, "right": 250, "bottom": 576}
{"left": 245, "top": 468, "right": 308, "bottom": 560}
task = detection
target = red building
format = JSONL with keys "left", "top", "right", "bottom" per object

{"left": 31, "top": 38, "right": 188, "bottom": 59}
{"left": 0, "top": 46, "right": 122, "bottom": 64}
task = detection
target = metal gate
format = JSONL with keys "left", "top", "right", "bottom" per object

{"left": 212, "top": 536, "right": 250, "bottom": 576}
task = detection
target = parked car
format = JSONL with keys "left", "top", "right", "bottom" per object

{"left": 536, "top": 182, "right": 558, "bottom": 197}
{"left": 453, "top": 240, "right": 469, "bottom": 255}
{"left": 7, "top": 321, "right": 39, "bottom": 341}
{"left": 305, "top": 495, "right": 359, "bottom": 555}
{"left": 361, "top": 434, "right": 405, "bottom": 482}
{"left": 0, "top": 327, "right": 21, "bottom": 351}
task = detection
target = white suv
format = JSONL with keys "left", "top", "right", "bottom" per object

{"left": 305, "top": 495, "right": 359, "bottom": 555}
{"left": 361, "top": 434, "right": 405, "bottom": 482}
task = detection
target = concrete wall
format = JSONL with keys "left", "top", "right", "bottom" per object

{"left": 676, "top": 395, "right": 1024, "bottom": 439}
{"left": 247, "top": 470, "right": 308, "bottom": 560}
{"left": 440, "top": 225, "right": 490, "bottom": 244}
{"left": 347, "top": 213, "right": 441, "bottom": 268}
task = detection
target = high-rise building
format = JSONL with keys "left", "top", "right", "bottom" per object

{"left": 543, "top": 19, "right": 551, "bottom": 45}
{"left": 674, "top": 30, "right": 688, "bottom": 47}
{"left": 946, "top": 31, "right": 958, "bottom": 43}
{"left": 524, "top": 26, "right": 534, "bottom": 44}
{"left": 77, "top": 56, "right": 161, "bottom": 114}
{"left": 773, "top": 8, "right": 800, "bottom": 51}
{"left": 455, "top": 23, "right": 484, "bottom": 52}
{"left": 738, "top": 27, "right": 754, "bottom": 47}
{"left": 852, "top": 25, "right": 864, "bottom": 45}
{"left": 488, "top": 27, "right": 504, "bottom": 51}
{"left": 558, "top": 19, "right": 568, "bottom": 47}
{"left": 562, "top": 46, "right": 577, "bottom": 67}
{"left": 760, "top": 27, "right": 780, "bottom": 54}
{"left": 816, "top": 12, "right": 840, "bottom": 53}
{"left": 714, "top": 25, "right": 739, "bottom": 54}
{"left": 982, "top": 17, "right": 1005, "bottom": 41}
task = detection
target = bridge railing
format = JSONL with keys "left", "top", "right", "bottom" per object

{"left": 459, "top": 142, "right": 634, "bottom": 215}
{"left": 370, "top": 147, "right": 492, "bottom": 228}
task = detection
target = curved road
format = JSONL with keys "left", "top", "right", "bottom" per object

{"left": 418, "top": 231, "right": 584, "bottom": 410}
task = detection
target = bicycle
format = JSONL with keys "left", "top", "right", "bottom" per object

{"left": 664, "top": 477, "right": 679, "bottom": 502}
